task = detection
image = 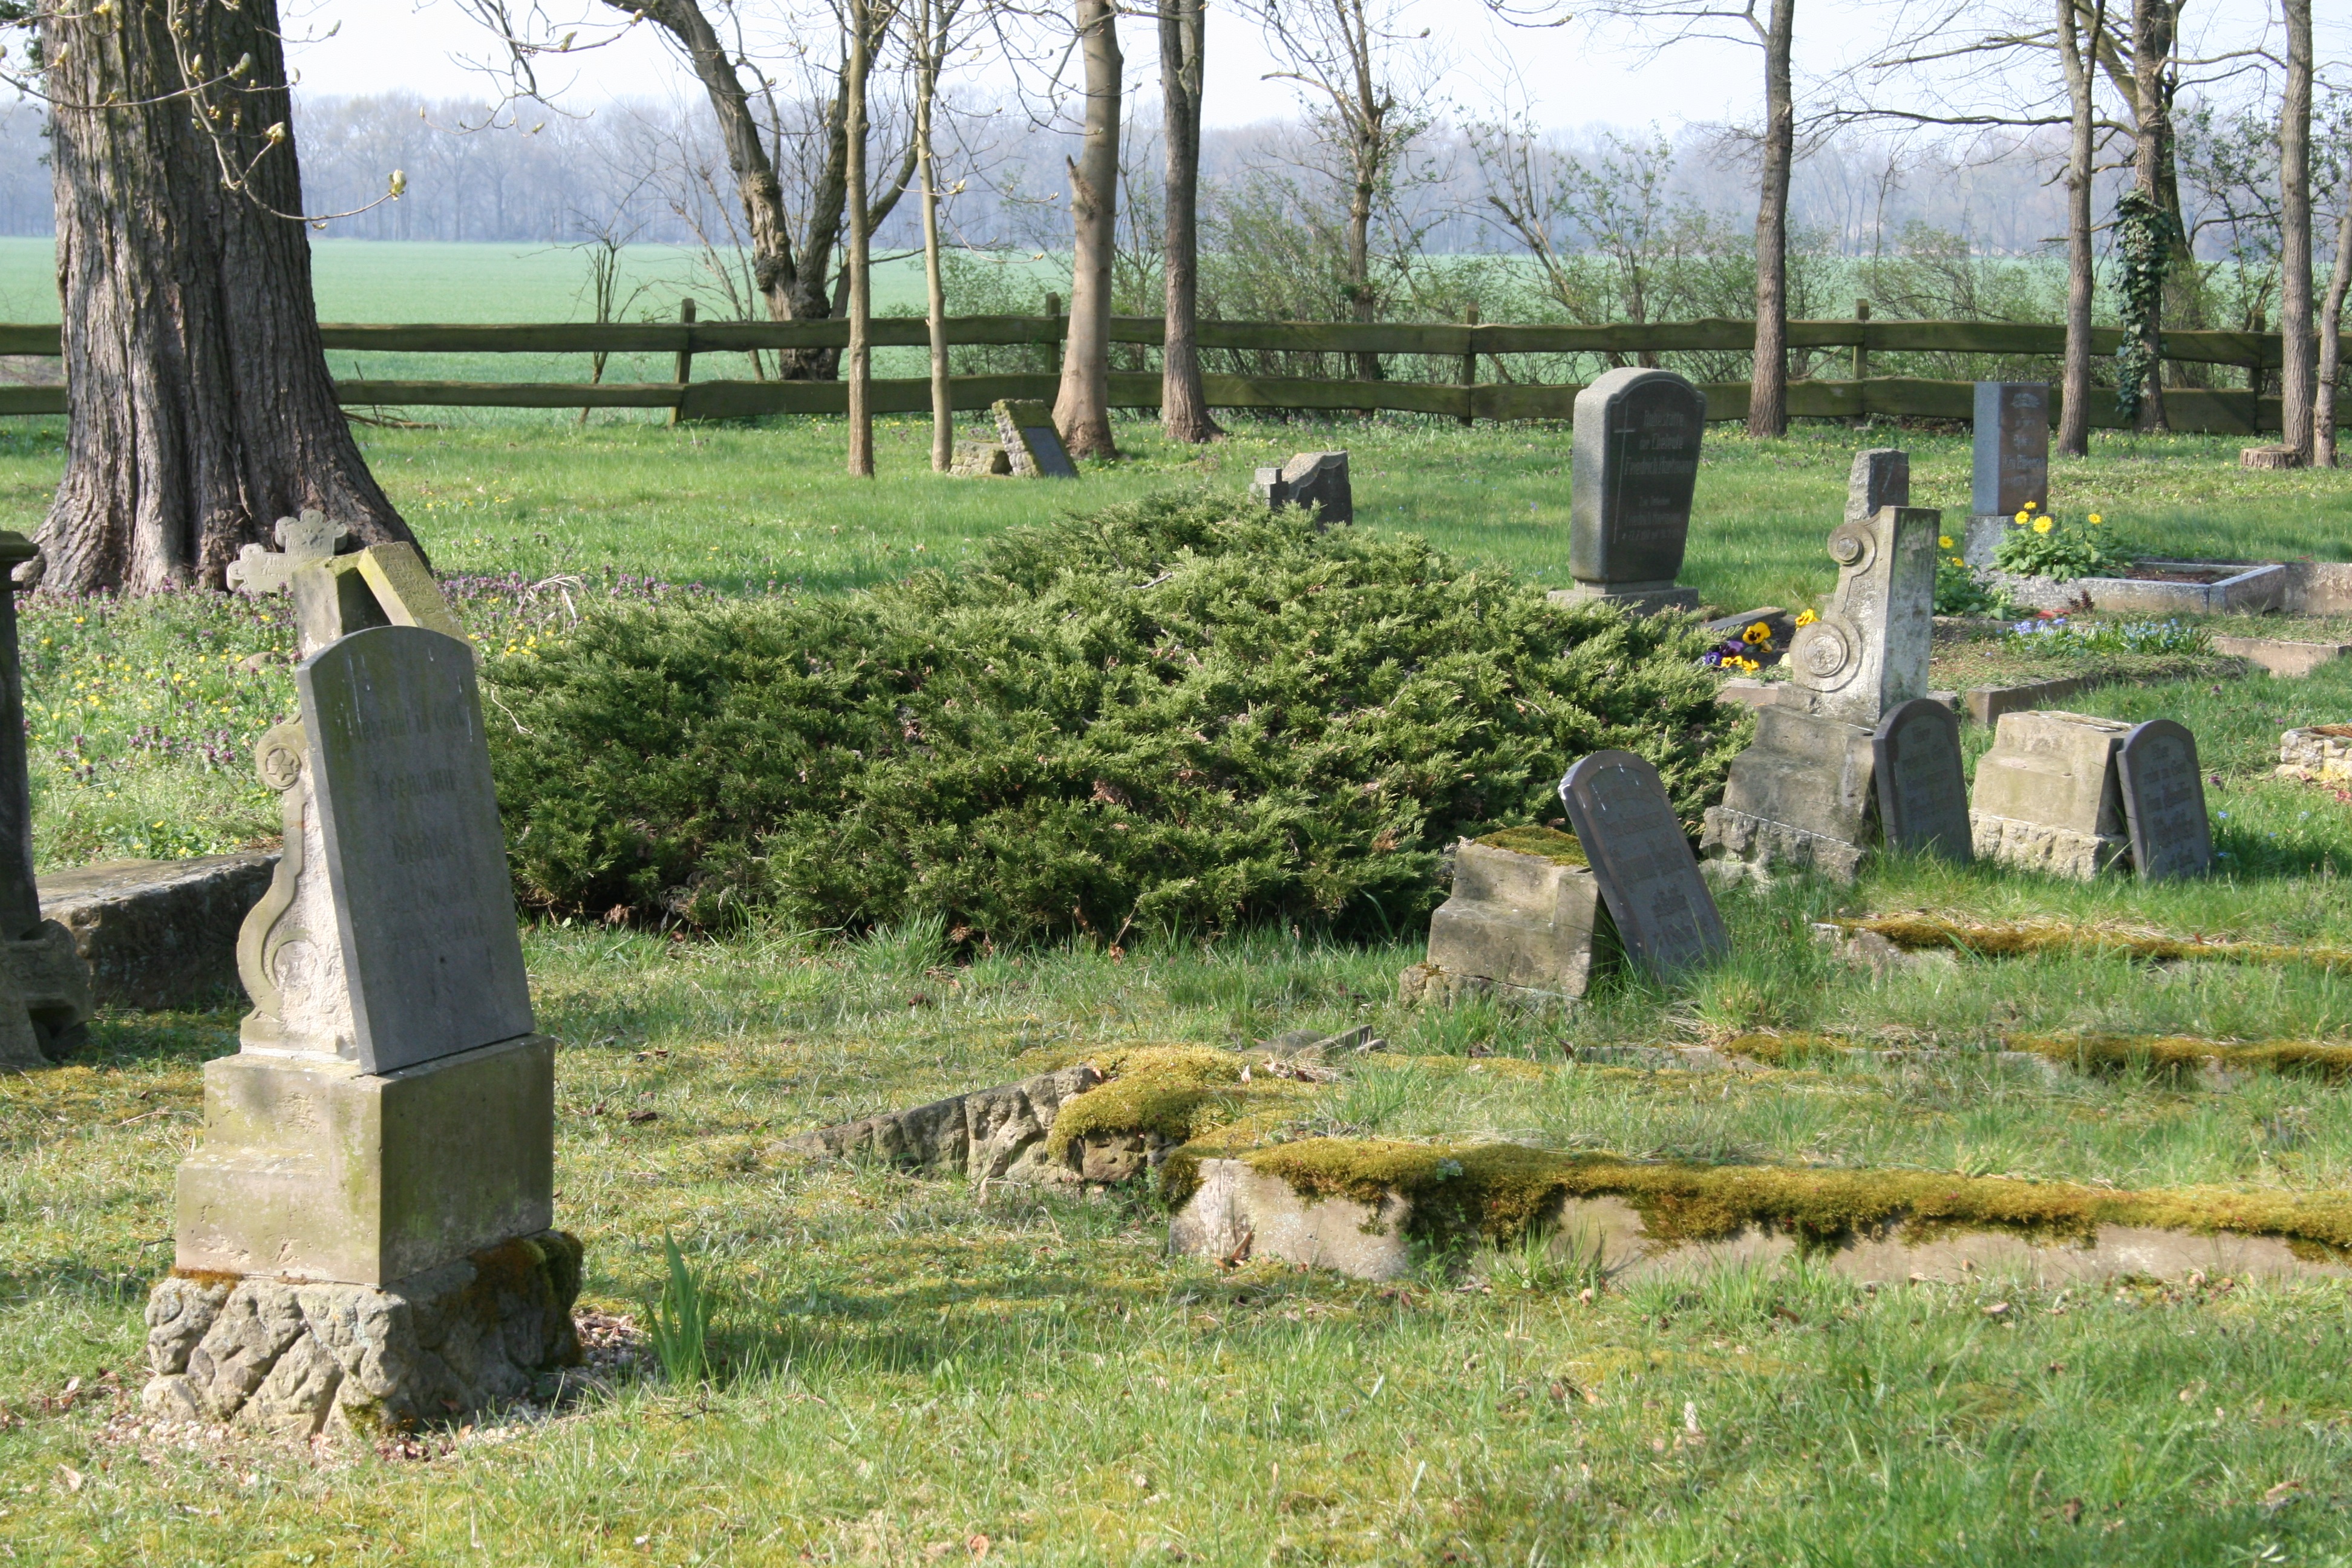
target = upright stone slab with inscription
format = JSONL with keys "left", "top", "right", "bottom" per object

{"left": 1550, "top": 368, "right": 1705, "bottom": 615}
{"left": 993, "top": 399, "right": 1079, "bottom": 479}
{"left": 1873, "top": 698, "right": 1972, "bottom": 863}
{"left": 0, "top": 529, "right": 93, "bottom": 1068}
{"left": 1844, "top": 448, "right": 1910, "bottom": 528}
{"left": 1700, "top": 499, "right": 1941, "bottom": 883}
{"left": 1557, "top": 751, "right": 1726, "bottom": 979}
{"left": 1961, "top": 382, "right": 2050, "bottom": 567}
{"left": 144, "top": 624, "right": 579, "bottom": 1439}
{"left": 2115, "top": 719, "right": 2213, "bottom": 881}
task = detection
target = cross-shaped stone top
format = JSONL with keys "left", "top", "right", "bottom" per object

{"left": 226, "top": 509, "right": 348, "bottom": 598}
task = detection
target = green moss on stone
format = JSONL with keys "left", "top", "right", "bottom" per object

{"left": 1474, "top": 825, "right": 1588, "bottom": 867}
{"left": 1044, "top": 1046, "right": 1310, "bottom": 1159}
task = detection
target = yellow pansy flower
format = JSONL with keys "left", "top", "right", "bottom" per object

{"left": 1794, "top": 608, "right": 1818, "bottom": 627}
{"left": 2033, "top": 517, "right": 2053, "bottom": 534}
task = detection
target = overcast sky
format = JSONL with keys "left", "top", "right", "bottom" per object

{"left": 278, "top": 0, "right": 2313, "bottom": 134}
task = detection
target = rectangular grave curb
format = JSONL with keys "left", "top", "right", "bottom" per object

{"left": 1995, "top": 561, "right": 2287, "bottom": 617}
{"left": 1170, "top": 1154, "right": 2352, "bottom": 1286}
{"left": 38, "top": 852, "right": 277, "bottom": 1010}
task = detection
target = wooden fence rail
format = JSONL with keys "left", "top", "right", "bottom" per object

{"left": 0, "top": 313, "right": 2326, "bottom": 433}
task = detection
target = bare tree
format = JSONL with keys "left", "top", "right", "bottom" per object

{"left": 2319, "top": 158, "right": 2352, "bottom": 466}
{"left": 1053, "top": 0, "right": 1123, "bottom": 458}
{"left": 2057, "top": 0, "right": 2108, "bottom": 455}
{"left": 846, "top": 0, "right": 880, "bottom": 475}
{"left": 913, "top": 0, "right": 962, "bottom": 470}
{"left": 2276, "top": 0, "right": 2312, "bottom": 461}
{"left": 1159, "top": 0, "right": 1220, "bottom": 442}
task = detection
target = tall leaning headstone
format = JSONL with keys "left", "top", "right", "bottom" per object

{"left": 142, "top": 544, "right": 580, "bottom": 1437}
{"left": 1550, "top": 367, "right": 1705, "bottom": 615}
{"left": 1961, "top": 382, "right": 2050, "bottom": 567}
{"left": 0, "top": 532, "right": 94, "bottom": 1068}
{"left": 1700, "top": 458, "right": 1940, "bottom": 883}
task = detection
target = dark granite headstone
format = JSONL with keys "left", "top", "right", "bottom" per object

{"left": 1557, "top": 749, "right": 1727, "bottom": 979}
{"left": 1568, "top": 368, "right": 1705, "bottom": 598}
{"left": 2115, "top": 719, "right": 2213, "bottom": 881}
{"left": 0, "top": 531, "right": 38, "bottom": 938}
{"left": 299, "top": 626, "right": 535, "bottom": 1074}
{"left": 1970, "top": 382, "right": 2049, "bottom": 518}
{"left": 1872, "top": 697, "right": 1971, "bottom": 863}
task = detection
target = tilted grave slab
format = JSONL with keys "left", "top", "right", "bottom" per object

{"left": 1873, "top": 697, "right": 1973, "bottom": 864}
{"left": 1251, "top": 451, "right": 1353, "bottom": 525}
{"left": 1557, "top": 751, "right": 1726, "bottom": 980}
{"left": 2116, "top": 719, "right": 2213, "bottom": 881}
{"left": 1549, "top": 367, "right": 1704, "bottom": 615}
{"left": 991, "top": 399, "right": 1079, "bottom": 479}
{"left": 0, "top": 529, "right": 93, "bottom": 1066}
{"left": 1969, "top": 708, "right": 2131, "bottom": 877}
{"left": 1700, "top": 461, "right": 1938, "bottom": 884}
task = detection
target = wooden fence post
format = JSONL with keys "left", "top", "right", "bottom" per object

{"left": 1851, "top": 299, "right": 1870, "bottom": 382}
{"left": 1045, "top": 292, "right": 1063, "bottom": 374}
{"left": 1459, "top": 301, "right": 1478, "bottom": 426}
{"left": 668, "top": 297, "right": 696, "bottom": 425}
{"left": 2249, "top": 309, "right": 2267, "bottom": 393}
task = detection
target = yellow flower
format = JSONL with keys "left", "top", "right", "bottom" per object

{"left": 2088, "top": 512, "right": 2103, "bottom": 526}
{"left": 2014, "top": 510, "right": 2031, "bottom": 524}
{"left": 1794, "top": 608, "right": 1818, "bottom": 627}
{"left": 1949, "top": 555, "right": 1967, "bottom": 568}
{"left": 1742, "top": 622, "right": 1772, "bottom": 645}
{"left": 2022, "top": 500, "right": 2038, "bottom": 511}
{"left": 2033, "top": 517, "right": 2053, "bottom": 534}
{"left": 1938, "top": 536, "right": 1954, "bottom": 549}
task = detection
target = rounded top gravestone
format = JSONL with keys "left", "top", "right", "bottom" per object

{"left": 1569, "top": 368, "right": 1707, "bottom": 590}
{"left": 1556, "top": 749, "right": 1727, "bottom": 979}
{"left": 2114, "top": 719, "right": 2213, "bottom": 882}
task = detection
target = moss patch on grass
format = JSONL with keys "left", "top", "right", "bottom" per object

{"left": 1473, "top": 825, "right": 1588, "bottom": 866}
{"left": 1721, "top": 1028, "right": 2352, "bottom": 1081}
{"left": 1214, "top": 1136, "right": 2352, "bottom": 1259}
{"left": 1042, "top": 1045, "right": 1311, "bottom": 1159}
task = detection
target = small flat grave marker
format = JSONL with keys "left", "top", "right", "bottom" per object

{"left": 1872, "top": 697, "right": 1971, "bottom": 863}
{"left": 1557, "top": 750, "right": 1727, "bottom": 978}
{"left": 2115, "top": 719, "right": 2213, "bottom": 881}
{"left": 299, "top": 625, "right": 534, "bottom": 1074}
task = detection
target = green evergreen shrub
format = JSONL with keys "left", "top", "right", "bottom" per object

{"left": 485, "top": 491, "right": 1741, "bottom": 942}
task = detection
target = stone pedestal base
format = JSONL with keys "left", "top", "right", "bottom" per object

{"left": 1396, "top": 960, "right": 1572, "bottom": 1010}
{"left": 140, "top": 1230, "right": 583, "bottom": 1437}
{"left": 1961, "top": 513, "right": 2010, "bottom": 569}
{"left": 1423, "top": 835, "right": 1604, "bottom": 998}
{"left": 1700, "top": 707, "right": 1877, "bottom": 884}
{"left": 0, "top": 920, "right": 95, "bottom": 1067}
{"left": 1970, "top": 811, "right": 2126, "bottom": 879}
{"left": 1548, "top": 583, "right": 1700, "bottom": 616}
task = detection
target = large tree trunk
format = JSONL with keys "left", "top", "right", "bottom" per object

{"left": 845, "top": 0, "right": 875, "bottom": 477}
{"left": 2130, "top": 0, "right": 2174, "bottom": 430}
{"left": 2318, "top": 171, "right": 2352, "bottom": 468}
{"left": 2057, "top": 0, "right": 2104, "bottom": 457}
{"left": 1158, "top": 0, "right": 1220, "bottom": 442}
{"left": 1746, "top": 0, "right": 1795, "bottom": 439}
{"left": 1054, "top": 0, "right": 1122, "bottom": 460}
{"left": 41, "top": 0, "right": 410, "bottom": 595}
{"left": 2276, "top": 0, "right": 2313, "bottom": 462}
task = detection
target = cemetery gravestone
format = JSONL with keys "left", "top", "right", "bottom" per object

{"left": 1252, "top": 451, "right": 1354, "bottom": 525}
{"left": 2115, "top": 719, "right": 2213, "bottom": 881}
{"left": 1844, "top": 447, "right": 1910, "bottom": 528}
{"left": 992, "top": 399, "right": 1079, "bottom": 479}
{"left": 145, "top": 610, "right": 578, "bottom": 1436}
{"left": 1700, "top": 486, "right": 1941, "bottom": 883}
{"left": 1557, "top": 750, "right": 1727, "bottom": 979}
{"left": 0, "top": 530, "right": 94, "bottom": 1067}
{"left": 1411, "top": 828, "right": 1608, "bottom": 1005}
{"left": 1872, "top": 697, "right": 1972, "bottom": 863}
{"left": 1969, "top": 709, "right": 2131, "bottom": 878}
{"left": 1961, "top": 382, "right": 2050, "bottom": 567}
{"left": 1552, "top": 368, "right": 1705, "bottom": 615}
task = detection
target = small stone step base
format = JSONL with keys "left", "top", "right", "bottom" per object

{"left": 140, "top": 1229, "right": 584, "bottom": 1437}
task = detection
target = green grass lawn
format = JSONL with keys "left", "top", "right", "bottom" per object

{"left": 4, "top": 413, "right": 2352, "bottom": 1560}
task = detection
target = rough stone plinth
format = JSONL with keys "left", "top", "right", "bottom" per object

{"left": 779, "top": 1062, "right": 1105, "bottom": 1182}
{"left": 1547, "top": 582, "right": 1702, "bottom": 615}
{"left": 1968, "top": 708, "right": 2130, "bottom": 878}
{"left": 175, "top": 1034, "right": 555, "bottom": 1286}
{"left": 2278, "top": 723, "right": 2352, "bottom": 783}
{"left": 950, "top": 440, "right": 1011, "bottom": 477}
{"left": 1701, "top": 706, "right": 1878, "bottom": 886}
{"left": 38, "top": 853, "right": 276, "bottom": 1010}
{"left": 141, "top": 1230, "right": 582, "bottom": 1437}
{"left": 992, "top": 400, "right": 1077, "bottom": 479}
{"left": 1422, "top": 833, "right": 1604, "bottom": 1000}
{"left": 1395, "top": 961, "right": 1569, "bottom": 1010}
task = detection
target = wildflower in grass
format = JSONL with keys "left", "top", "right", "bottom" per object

{"left": 2089, "top": 512, "right": 2103, "bottom": 526}
{"left": 1938, "top": 536, "right": 1954, "bottom": 550}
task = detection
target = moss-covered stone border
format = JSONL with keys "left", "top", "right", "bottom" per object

{"left": 1164, "top": 1136, "right": 2352, "bottom": 1263}
{"left": 1724, "top": 1029, "right": 2352, "bottom": 1080}
{"left": 1842, "top": 913, "right": 2352, "bottom": 972}
{"left": 1473, "top": 825, "right": 1589, "bottom": 867}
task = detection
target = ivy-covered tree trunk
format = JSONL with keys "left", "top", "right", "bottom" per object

{"left": 2056, "top": 0, "right": 2103, "bottom": 457}
{"left": 39, "top": 0, "right": 411, "bottom": 594}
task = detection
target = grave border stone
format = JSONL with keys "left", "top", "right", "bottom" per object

{"left": 1872, "top": 696, "right": 1973, "bottom": 863}
{"left": 1557, "top": 750, "right": 1727, "bottom": 979}
{"left": 2115, "top": 718, "right": 2214, "bottom": 882}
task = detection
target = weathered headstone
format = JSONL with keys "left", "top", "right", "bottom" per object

{"left": 1969, "top": 709, "right": 2131, "bottom": 878}
{"left": 0, "top": 531, "right": 94, "bottom": 1067}
{"left": 992, "top": 399, "right": 1079, "bottom": 479}
{"left": 1410, "top": 828, "right": 1608, "bottom": 1005}
{"left": 1550, "top": 367, "right": 1705, "bottom": 615}
{"left": 1845, "top": 448, "right": 1910, "bottom": 528}
{"left": 1699, "top": 500, "right": 1941, "bottom": 882}
{"left": 144, "top": 619, "right": 578, "bottom": 1437}
{"left": 1557, "top": 751, "right": 1726, "bottom": 979}
{"left": 1252, "top": 451, "right": 1353, "bottom": 526}
{"left": 1872, "top": 698, "right": 1972, "bottom": 863}
{"left": 1961, "top": 382, "right": 2050, "bottom": 567}
{"left": 2115, "top": 719, "right": 2213, "bottom": 881}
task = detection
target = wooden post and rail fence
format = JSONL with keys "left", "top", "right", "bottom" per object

{"left": 0, "top": 305, "right": 2327, "bottom": 433}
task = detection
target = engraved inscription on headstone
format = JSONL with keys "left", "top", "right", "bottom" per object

{"left": 299, "top": 626, "right": 534, "bottom": 1074}
{"left": 992, "top": 399, "right": 1079, "bottom": 479}
{"left": 1872, "top": 697, "right": 1972, "bottom": 863}
{"left": 2115, "top": 719, "right": 2213, "bottom": 881}
{"left": 1970, "top": 382, "right": 2049, "bottom": 518}
{"left": 1569, "top": 367, "right": 1706, "bottom": 590}
{"left": 1557, "top": 750, "right": 1728, "bottom": 978}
